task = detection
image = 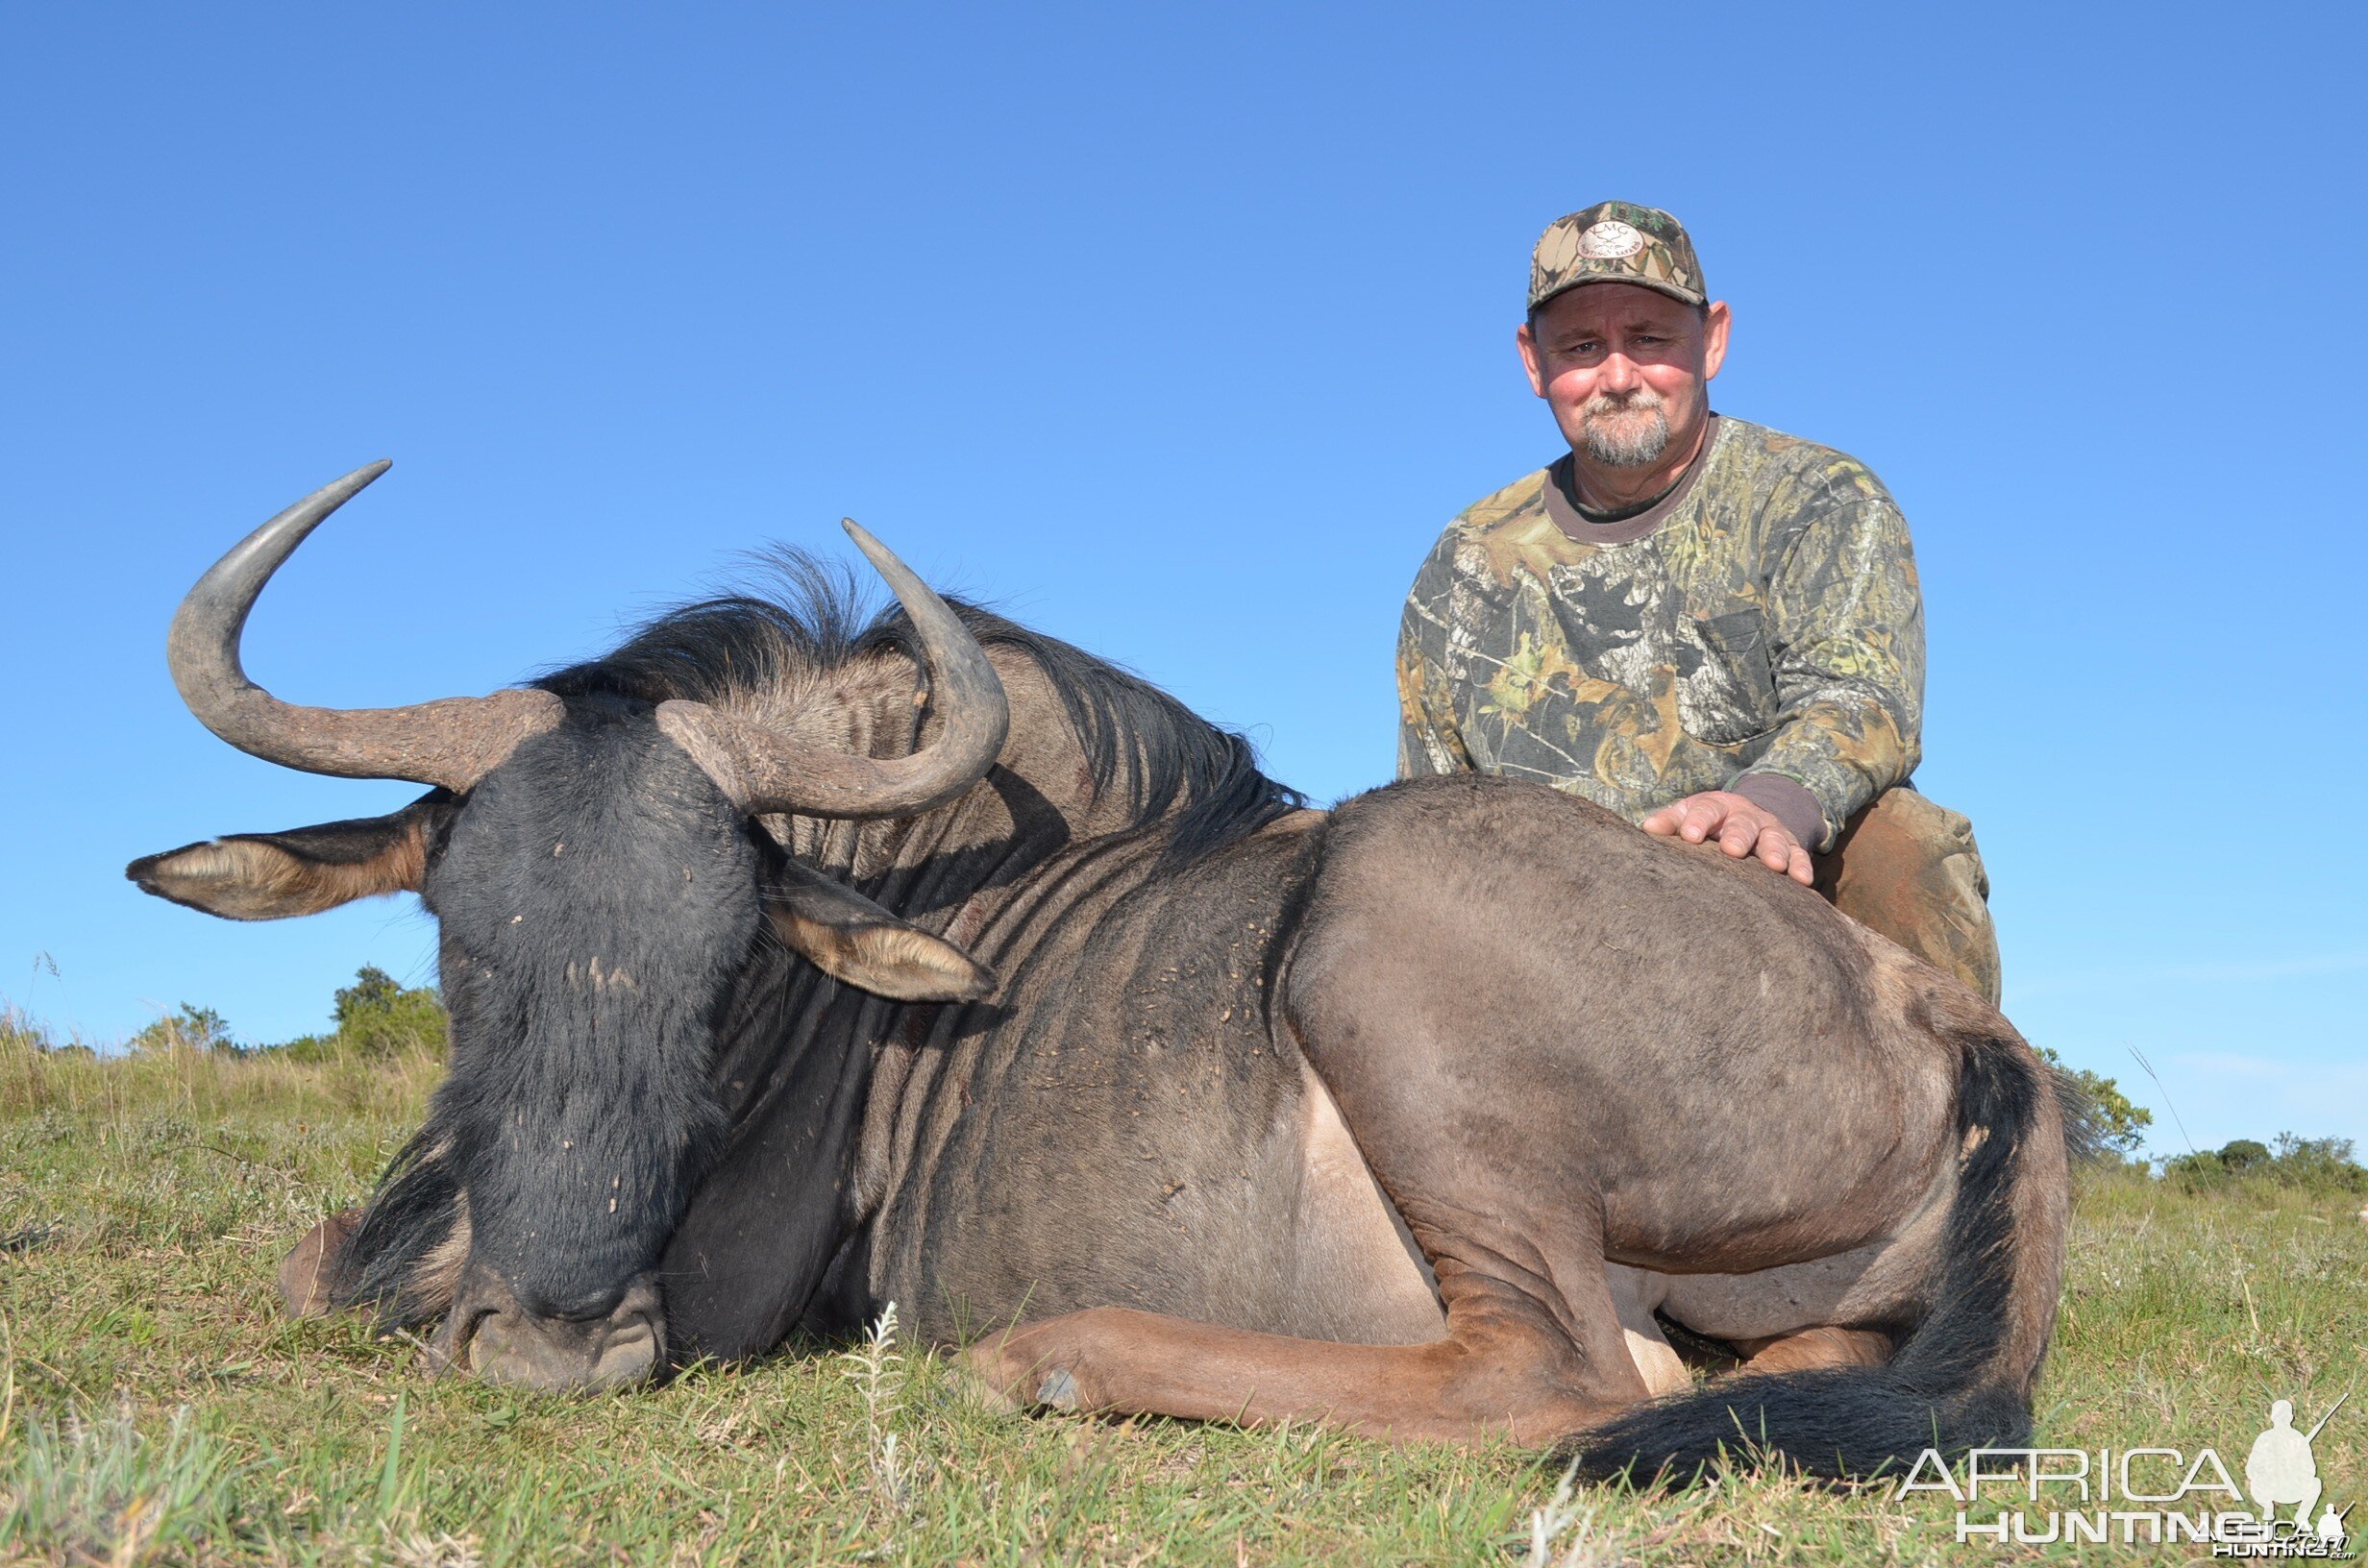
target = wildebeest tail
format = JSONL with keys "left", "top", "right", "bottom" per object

{"left": 1560, "top": 1026, "right": 2068, "bottom": 1482}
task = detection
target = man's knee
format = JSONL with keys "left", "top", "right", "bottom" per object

{"left": 1815, "top": 788, "right": 2002, "bottom": 1006}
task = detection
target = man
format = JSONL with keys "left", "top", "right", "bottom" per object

{"left": 1397, "top": 201, "right": 2000, "bottom": 1002}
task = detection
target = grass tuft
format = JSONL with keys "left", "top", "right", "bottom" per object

{"left": 0, "top": 1401, "right": 250, "bottom": 1564}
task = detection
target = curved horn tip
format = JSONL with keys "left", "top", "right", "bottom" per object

{"left": 839, "top": 520, "right": 943, "bottom": 599}
{"left": 839, "top": 516, "right": 890, "bottom": 559}
{"left": 330, "top": 458, "right": 395, "bottom": 493}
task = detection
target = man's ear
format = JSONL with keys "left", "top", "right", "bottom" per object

{"left": 1516, "top": 319, "right": 1549, "bottom": 399}
{"left": 127, "top": 793, "right": 450, "bottom": 921}
{"left": 1701, "top": 299, "right": 1731, "bottom": 381}
{"left": 764, "top": 859, "right": 995, "bottom": 1003}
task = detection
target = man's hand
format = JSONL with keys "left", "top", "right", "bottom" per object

{"left": 1640, "top": 791, "right": 1814, "bottom": 885}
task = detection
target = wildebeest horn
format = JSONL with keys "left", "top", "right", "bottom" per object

{"left": 168, "top": 462, "right": 564, "bottom": 789}
{"left": 654, "top": 521, "right": 1009, "bottom": 819}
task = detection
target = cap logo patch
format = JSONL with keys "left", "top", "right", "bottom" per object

{"left": 1576, "top": 220, "right": 1645, "bottom": 259}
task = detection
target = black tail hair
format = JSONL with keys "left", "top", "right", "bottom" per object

{"left": 1561, "top": 1034, "right": 2049, "bottom": 1483}
{"left": 2045, "top": 1059, "right": 2118, "bottom": 1168}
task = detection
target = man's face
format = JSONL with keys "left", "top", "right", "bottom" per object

{"left": 1517, "top": 283, "right": 1730, "bottom": 472}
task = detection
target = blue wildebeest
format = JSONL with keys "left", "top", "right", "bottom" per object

{"left": 130, "top": 464, "right": 2068, "bottom": 1480}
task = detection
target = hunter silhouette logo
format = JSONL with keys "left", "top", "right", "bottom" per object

{"left": 1897, "top": 1389, "right": 2354, "bottom": 1554}
{"left": 2246, "top": 1395, "right": 2350, "bottom": 1542}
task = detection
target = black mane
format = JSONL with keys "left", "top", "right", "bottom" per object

{"left": 533, "top": 549, "right": 1304, "bottom": 862}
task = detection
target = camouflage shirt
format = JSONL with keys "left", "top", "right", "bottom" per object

{"left": 1395, "top": 416, "right": 1923, "bottom": 851}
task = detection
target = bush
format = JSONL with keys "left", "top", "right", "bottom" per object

{"left": 2164, "top": 1134, "right": 2368, "bottom": 1195}
{"left": 2217, "top": 1138, "right": 2272, "bottom": 1173}
{"left": 127, "top": 1004, "right": 239, "bottom": 1054}
{"left": 277, "top": 966, "right": 447, "bottom": 1062}
{"left": 2037, "top": 1046, "right": 2154, "bottom": 1157}
{"left": 2264, "top": 1132, "right": 2367, "bottom": 1193}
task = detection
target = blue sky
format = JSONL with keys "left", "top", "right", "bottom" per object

{"left": 3, "top": 3, "right": 2360, "bottom": 1157}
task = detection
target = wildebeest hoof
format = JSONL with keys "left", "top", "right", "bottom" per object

{"left": 278, "top": 1207, "right": 362, "bottom": 1317}
{"left": 429, "top": 1264, "right": 665, "bottom": 1392}
{"left": 947, "top": 1348, "right": 1025, "bottom": 1416}
{"left": 963, "top": 1326, "right": 1098, "bottom": 1414}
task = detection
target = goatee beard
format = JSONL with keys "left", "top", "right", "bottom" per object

{"left": 1580, "top": 395, "right": 1672, "bottom": 469}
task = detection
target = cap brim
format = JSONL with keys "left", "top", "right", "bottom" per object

{"left": 1529, "top": 276, "right": 1707, "bottom": 311}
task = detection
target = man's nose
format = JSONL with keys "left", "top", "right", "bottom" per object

{"left": 1594, "top": 353, "right": 1640, "bottom": 394}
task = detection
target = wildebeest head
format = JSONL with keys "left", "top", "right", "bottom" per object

{"left": 127, "top": 463, "right": 1007, "bottom": 1389}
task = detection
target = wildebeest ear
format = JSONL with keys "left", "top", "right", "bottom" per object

{"left": 126, "top": 793, "right": 450, "bottom": 921}
{"left": 765, "top": 860, "right": 996, "bottom": 1003}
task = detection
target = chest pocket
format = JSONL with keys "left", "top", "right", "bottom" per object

{"left": 1678, "top": 608, "right": 1780, "bottom": 744}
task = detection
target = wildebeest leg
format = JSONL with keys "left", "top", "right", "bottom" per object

{"left": 1640, "top": 1190, "right": 1947, "bottom": 1382}
{"left": 1730, "top": 1326, "right": 1894, "bottom": 1376}
{"left": 1605, "top": 1264, "right": 1691, "bottom": 1397}
{"left": 1223, "top": 952, "right": 1658, "bottom": 1439}
{"left": 1609, "top": 1261, "right": 1901, "bottom": 1385}
{"left": 967, "top": 1235, "right": 1640, "bottom": 1444}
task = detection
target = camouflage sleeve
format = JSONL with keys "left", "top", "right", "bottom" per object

{"left": 1395, "top": 531, "right": 1473, "bottom": 779}
{"left": 1737, "top": 490, "right": 1925, "bottom": 848}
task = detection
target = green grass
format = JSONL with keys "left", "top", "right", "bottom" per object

{"left": 1, "top": 1031, "right": 2360, "bottom": 1565}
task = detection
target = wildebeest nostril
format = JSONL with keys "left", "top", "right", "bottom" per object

{"left": 426, "top": 1299, "right": 498, "bottom": 1379}
{"left": 588, "top": 1314, "right": 661, "bottom": 1386}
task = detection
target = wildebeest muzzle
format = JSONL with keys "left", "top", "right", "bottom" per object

{"left": 429, "top": 1262, "right": 668, "bottom": 1393}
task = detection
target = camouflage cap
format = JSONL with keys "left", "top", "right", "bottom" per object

{"left": 1528, "top": 201, "right": 1707, "bottom": 311}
